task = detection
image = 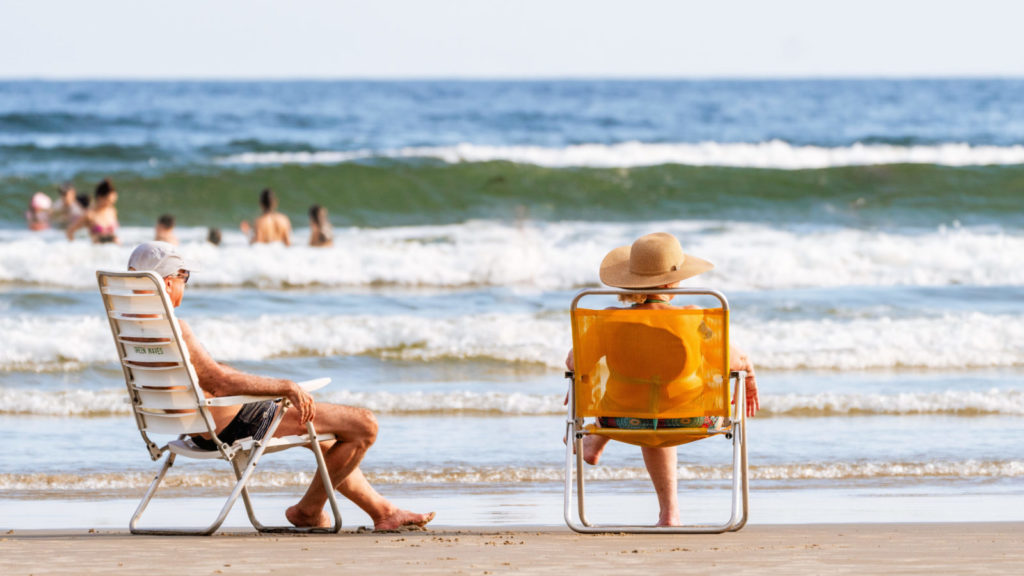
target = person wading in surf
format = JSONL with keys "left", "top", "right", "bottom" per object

{"left": 241, "top": 188, "right": 293, "bottom": 245}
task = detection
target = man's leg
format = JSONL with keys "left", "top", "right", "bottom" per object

{"left": 334, "top": 467, "right": 434, "bottom": 530}
{"left": 641, "top": 446, "right": 680, "bottom": 526}
{"left": 272, "top": 403, "right": 432, "bottom": 529}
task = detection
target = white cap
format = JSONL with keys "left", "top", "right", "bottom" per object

{"left": 127, "top": 241, "right": 199, "bottom": 278}
{"left": 31, "top": 192, "right": 52, "bottom": 210}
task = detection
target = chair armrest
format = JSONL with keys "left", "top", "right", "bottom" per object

{"left": 204, "top": 377, "right": 331, "bottom": 407}
{"left": 205, "top": 394, "right": 282, "bottom": 407}
{"left": 298, "top": 377, "right": 331, "bottom": 392}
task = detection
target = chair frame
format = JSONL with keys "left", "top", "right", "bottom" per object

{"left": 564, "top": 287, "right": 749, "bottom": 534}
{"left": 97, "top": 270, "right": 343, "bottom": 535}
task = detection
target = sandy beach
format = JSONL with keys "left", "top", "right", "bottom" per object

{"left": 2, "top": 523, "right": 1023, "bottom": 575}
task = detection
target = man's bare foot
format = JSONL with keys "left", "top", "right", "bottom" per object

{"left": 286, "top": 505, "right": 331, "bottom": 528}
{"left": 373, "top": 509, "right": 435, "bottom": 532}
{"left": 582, "top": 435, "right": 609, "bottom": 465}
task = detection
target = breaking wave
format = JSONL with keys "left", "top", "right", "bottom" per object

{"left": 2, "top": 460, "right": 1020, "bottom": 497}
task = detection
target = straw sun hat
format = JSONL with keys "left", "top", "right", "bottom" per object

{"left": 599, "top": 232, "right": 713, "bottom": 289}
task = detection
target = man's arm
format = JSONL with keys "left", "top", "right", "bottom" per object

{"left": 179, "top": 319, "right": 316, "bottom": 422}
{"left": 279, "top": 214, "right": 292, "bottom": 247}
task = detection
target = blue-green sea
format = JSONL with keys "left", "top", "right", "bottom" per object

{"left": 1, "top": 80, "right": 1022, "bottom": 529}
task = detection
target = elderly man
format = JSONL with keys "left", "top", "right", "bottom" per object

{"left": 127, "top": 241, "right": 433, "bottom": 530}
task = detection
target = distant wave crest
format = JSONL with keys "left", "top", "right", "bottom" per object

{"left": 215, "top": 141, "right": 1024, "bottom": 169}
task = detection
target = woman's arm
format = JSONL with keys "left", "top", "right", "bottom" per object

{"left": 66, "top": 210, "right": 89, "bottom": 241}
{"left": 730, "top": 346, "right": 759, "bottom": 417}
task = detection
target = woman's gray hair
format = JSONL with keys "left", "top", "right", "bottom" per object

{"left": 617, "top": 292, "right": 649, "bottom": 304}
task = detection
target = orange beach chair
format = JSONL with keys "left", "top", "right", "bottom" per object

{"left": 564, "top": 288, "right": 749, "bottom": 533}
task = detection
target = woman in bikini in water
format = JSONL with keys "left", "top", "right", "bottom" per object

{"left": 67, "top": 178, "right": 120, "bottom": 244}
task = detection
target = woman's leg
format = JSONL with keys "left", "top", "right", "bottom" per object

{"left": 582, "top": 434, "right": 611, "bottom": 465}
{"left": 641, "top": 446, "right": 680, "bottom": 526}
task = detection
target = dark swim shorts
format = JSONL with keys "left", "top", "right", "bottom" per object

{"left": 191, "top": 400, "right": 278, "bottom": 451}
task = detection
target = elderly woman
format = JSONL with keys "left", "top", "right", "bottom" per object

{"left": 566, "top": 232, "right": 759, "bottom": 526}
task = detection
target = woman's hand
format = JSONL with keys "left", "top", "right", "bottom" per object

{"left": 730, "top": 347, "right": 759, "bottom": 418}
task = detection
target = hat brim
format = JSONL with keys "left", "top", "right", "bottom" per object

{"left": 598, "top": 245, "right": 714, "bottom": 289}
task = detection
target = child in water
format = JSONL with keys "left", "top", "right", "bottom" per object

{"left": 155, "top": 214, "right": 179, "bottom": 245}
{"left": 25, "top": 192, "right": 52, "bottom": 231}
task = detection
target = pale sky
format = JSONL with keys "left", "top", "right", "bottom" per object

{"left": 2, "top": 0, "right": 1022, "bottom": 79}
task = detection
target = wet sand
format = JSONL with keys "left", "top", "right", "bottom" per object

{"left": 2, "top": 523, "right": 1023, "bottom": 575}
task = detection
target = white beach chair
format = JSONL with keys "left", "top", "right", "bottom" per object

{"left": 97, "top": 270, "right": 343, "bottom": 535}
{"left": 564, "top": 288, "right": 749, "bottom": 533}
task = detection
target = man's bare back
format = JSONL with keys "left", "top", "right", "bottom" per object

{"left": 252, "top": 211, "right": 292, "bottom": 245}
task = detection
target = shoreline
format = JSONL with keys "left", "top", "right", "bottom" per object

{"left": 3, "top": 523, "right": 1023, "bottom": 575}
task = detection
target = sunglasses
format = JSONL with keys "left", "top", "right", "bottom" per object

{"left": 173, "top": 270, "right": 190, "bottom": 285}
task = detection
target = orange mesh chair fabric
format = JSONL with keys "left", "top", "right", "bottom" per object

{"left": 570, "top": 307, "right": 731, "bottom": 448}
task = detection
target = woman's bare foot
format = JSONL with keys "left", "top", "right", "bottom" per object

{"left": 286, "top": 505, "right": 331, "bottom": 528}
{"left": 582, "top": 435, "right": 609, "bottom": 465}
{"left": 373, "top": 509, "right": 435, "bottom": 532}
{"left": 656, "top": 510, "right": 681, "bottom": 527}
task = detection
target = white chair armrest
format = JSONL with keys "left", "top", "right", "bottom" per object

{"left": 203, "top": 378, "right": 330, "bottom": 407}
{"left": 297, "top": 377, "right": 331, "bottom": 392}
{"left": 205, "top": 394, "right": 282, "bottom": 407}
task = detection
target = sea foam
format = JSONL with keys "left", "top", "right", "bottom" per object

{"left": 3, "top": 310, "right": 1024, "bottom": 372}
{"left": 2, "top": 460, "right": 1020, "bottom": 495}
{"left": 1, "top": 220, "right": 1022, "bottom": 291}
{"left": 3, "top": 387, "right": 1022, "bottom": 417}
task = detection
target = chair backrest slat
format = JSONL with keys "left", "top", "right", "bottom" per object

{"left": 97, "top": 270, "right": 216, "bottom": 447}
{"left": 136, "top": 409, "right": 208, "bottom": 435}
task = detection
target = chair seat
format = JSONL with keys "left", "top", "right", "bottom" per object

{"left": 169, "top": 432, "right": 339, "bottom": 459}
{"left": 584, "top": 422, "right": 732, "bottom": 448}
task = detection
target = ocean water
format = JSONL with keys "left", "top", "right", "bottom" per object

{"left": 1, "top": 80, "right": 1023, "bottom": 529}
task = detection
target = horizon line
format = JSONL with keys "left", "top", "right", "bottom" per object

{"left": 3, "top": 73, "right": 1024, "bottom": 82}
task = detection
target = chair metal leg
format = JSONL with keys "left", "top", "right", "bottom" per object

{"left": 129, "top": 452, "right": 186, "bottom": 535}
{"left": 729, "top": 419, "right": 750, "bottom": 532}
{"left": 576, "top": 431, "right": 590, "bottom": 527}
{"left": 308, "top": 421, "right": 344, "bottom": 531}
{"left": 727, "top": 373, "right": 749, "bottom": 532}
{"left": 234, "top": 422, "right": 343, "bottom": 534}
{"left": 130, "top": 418, "right": 344, "bottom": 535}
{"left": 563, "top": 420, "right": 574, "bottom": 527}
{"left": 129, "top": 449, "right": 250, "bottom": 536}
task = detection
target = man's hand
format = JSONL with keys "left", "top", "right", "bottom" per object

{"left": 286, "top": 381, "right": 317, "bottom": 424}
